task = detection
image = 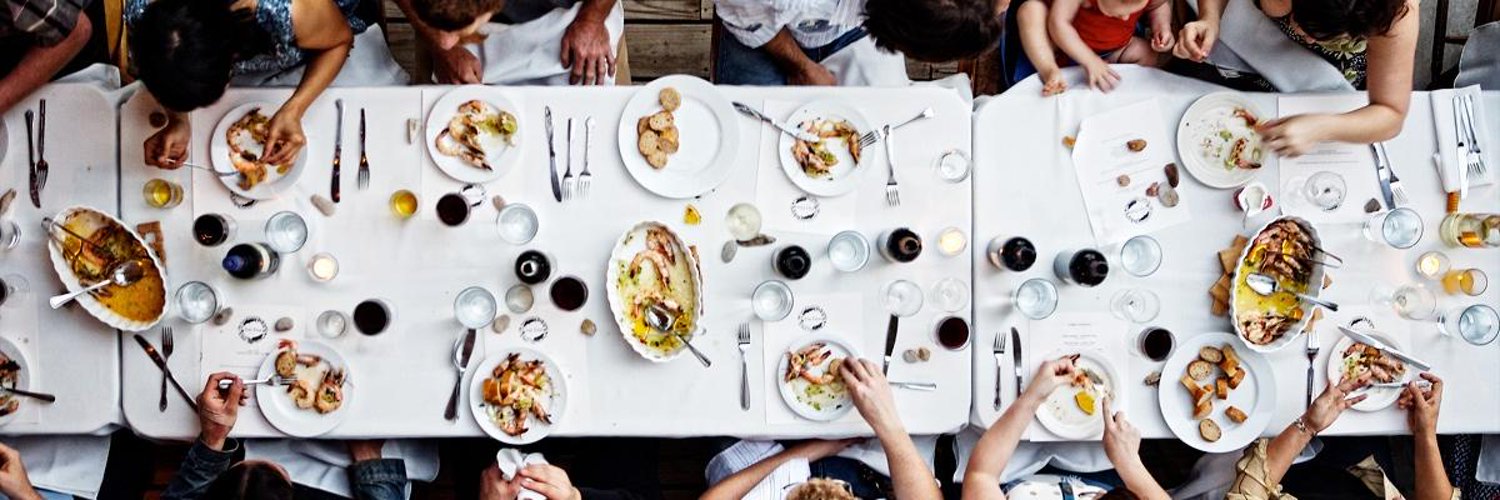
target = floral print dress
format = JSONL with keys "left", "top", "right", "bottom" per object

{"left": 1271, "top": 16, "right": 1369, "bottom": 89}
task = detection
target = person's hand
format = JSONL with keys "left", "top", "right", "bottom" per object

{"left": 1022, "top": 355, "right": 1078, "bottom": 401}
{"left": 144, "top": 116, "right": 190, "bottom": 169}
{"left": 198, "top": 372, "right": 244, "bottom": 450}
{"left": 433, "top": 45, "right": 483, "bottom": 84}
{"left": 261, "top": 105, "right": 307, "bottom": 167}
{"left": 789, "top": 438, "right": 860, "bottom": 461}
{"left": 347, "top": 440, "right": 384, "bottom": 462}
{"left": 479, "top": 464, "right": 522, "bottom": 500}
{"left": 0, "top": 444, "right": 39, "bottom": 500}
{"left": 561, "top": 15, "right": 615, "bottom": 85}
{"left": 1173, "top": 20, "right": 1218, "bottom": 62}
{"left": 517, "top": 464, "right": 582, "bottom": 500}
{"left": 1257, "top": 114, "right": 1329, "bottom": 157}
{"left": 1151, "top": 28, "right": 1176, "bottom": 53}
{"left": 1040, "top": 69, "right": 1068, "bottom": 96}
{"left": 789, "top": 63, "right": 836, "bottom": 86}
{"left": 1083, "top": 61, "right": 1121, "bottom": 92}
{"left": 1101, "top": 397, "right": 1143, "bottom": 469}
{"left": 1303, "top": 372, "right": 1369, "bottom": 433}
{"left": 839, "top": 358, "right": 903, "bottom": 435}
{"left": 1397, "top": 372, "right": 1443, "bottom": 436}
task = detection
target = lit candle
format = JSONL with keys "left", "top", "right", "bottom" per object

{"left": 1415, "top": 251, "right": 1448, "bottom": 280}
{"left": 308, "top": 253, "right": 339, "bottom": 282}
{"left": 937, "top": 227, "right": 968, "bottom": 256}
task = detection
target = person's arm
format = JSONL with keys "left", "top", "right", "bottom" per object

{"left": 0, "top": 443, "right": 42, "bottom": 500}
{"left": 164, "top": 373, "right": 246, "bottom": 500}
{"left": 347, "top": 440, "right": 408, "bottom": 500}
{"left": 561, "top": 0, "right": 619, "bottom": 85}
{"left": 0, "top": 14, "right": 93, "bottom": 114}
{"left": 1046, "top": 0, "right": 1119, "bottom": 91}
{"left": 701, "top": 440, "right": 854, "bottom": 500}
{"left": 262, "top": 0, "right": 354, "bottom": 166}
{"left": 1101, "top": 398, "right": 1169, "bottom": 500}
{"left": 961, "top": 357, "right": 1077, "bottom": 500}
{"left": 1147, "top": 0, "right": 1175, "bottom": 51}
{"left": 840, "top": 359, "right": 941, "bottom": 500}
{"left": 762, "top": 28, "right": 835, "bottom": 86}
{"left": 1262, "top": 375, "right": 1369, "bottom": 487}
{"left": 1173, "top": 0, "right": 1224, "bottom": 61}
{"left": 1399, "top": 373, "right": 1452, "bottom": 500}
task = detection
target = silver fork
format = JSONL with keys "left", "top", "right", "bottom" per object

{"left": 1375, "top": 142, "right": 1408, "bottom": 206}
{"left": 882, "top": 125, "right": 900, "bottom": 206}
{"left": 737, "top": 323, "right": 751, "bottom": 411}
{"left": 218, "top": 375, "right": 297, "bottom": 390}
{"left": 1462, "top": 94, "right": 1487, "bottom": 175}
{"left": 1304, "top": 328, "right": 1319, "bottom": 409}
{"left": 159, "top": 326, "right": 173, "bottom": 412}
{"left": 579, "top": 117, "right": 594, "bottom": 197}
{"left": 860, "top": 107, "right": 935, "bottom": 148}
{"left": 562, "top": 118, "right": 575, "bottom": 201}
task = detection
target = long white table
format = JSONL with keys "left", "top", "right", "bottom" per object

{"left": 971, "top": 66, "right": 1500, "bottom": 439}
{"left": 0, "top": 84, "right": 123, "bottom": 435}
{"left": 118, "top": 85, "right": 975, "bottom": 440}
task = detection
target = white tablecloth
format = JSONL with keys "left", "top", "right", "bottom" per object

{"left": 118, "top": 85, "right": 974, "bottom": 439}
{"left": 971, "top": 66, "right": 1500, "bottom": 439}
{"left": 0, "top": 84, "right": 123, "bottom": 435}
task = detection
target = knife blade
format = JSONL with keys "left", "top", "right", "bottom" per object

{"left": 545, "top": 106, "right": 561, "bottom": 202}
{"left": 882, "top": 315, "right": 898, "bottom": 374}
{"left": 731, "top": 102, "right": 821, "bottom": 142}
{"left": 1336, "top": 326, "right": 1431, "bottom": 372}
{"left": 134, "top": 334, "right": 199, "bottom": 412}
{"left": 24, "top": 111, "right": 36, "bottom": 208}
{"left": 444, "top": 328, "right": 477, "bottom": 421}
{"left": 1454, "top": 96, "right": 1470, "bottom": 199}
{"left": 1011, "top": 328, "right": 1024, "bottom": 400}
{"left": 331, "top": 99, "right": 343, "bottom": 203}
{"left": 1370, "top": 143, "right": 1396, "bottom": 209}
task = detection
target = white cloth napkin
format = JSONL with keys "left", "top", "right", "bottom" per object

{"left": 243, "top": 439, "right": 440, "bottom": 498}
{"left": 1429, "top": 85, "right": 1495, "bottom": 193}
{"left": 1205, "top": 0, "right": 1352, "bottom": 92}
{"left": 818, "top": 35, "right": 912, "bottom": 87}
{"left": 0, "top": 436, "right": 110, "bottom": 499}
{"left": 705, "top": 441, "right": 811, "bottom": 500}
{"left": 468, "top": 3, "right": 625, "bottom": 86}
{"left": 494, "top": 449, "right": 550, "bottom": 500}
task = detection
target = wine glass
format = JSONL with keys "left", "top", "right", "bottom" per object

{"left": 1304, "top": 172, "right": 1347, "bottom": 211}
{"left": 882, "top": 280, "right": 924, "bottom": 318}
{"left": 1372, "top": 284, "right": 1437, "bottom": 320}
{"left": 1110, "top": 288, "right": 1161, "bottom": 323}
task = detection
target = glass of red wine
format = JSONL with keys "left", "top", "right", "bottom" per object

{"left": 934, "top": 316, "right": 970, "bottom": 351}
{"left": 436, "top": 184, "right": 486, "bottom": 227}
{"left": 353, "top": 299, "right": 396, "bottom": 336}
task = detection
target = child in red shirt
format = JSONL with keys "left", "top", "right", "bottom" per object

{"left": 1017, "top": 0, "right": 1174, "bottom": 95}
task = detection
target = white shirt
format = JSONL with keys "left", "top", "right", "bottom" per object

{"left": 716, "top": 0, "right": 866, "bottom": 49}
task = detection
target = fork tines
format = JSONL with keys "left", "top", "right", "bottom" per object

{"left": 357, "top": 164, "right": 370, "bottom": 190}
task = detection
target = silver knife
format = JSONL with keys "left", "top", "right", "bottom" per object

{"left": 444, "top": 329, "right": 477, "bottom": 421}
{"left": 24, "top": 111, "right": 36, "bottom": 208}
{"left": 993, "top": 329, "right": 1009, "bottom": 409}
{"left": 331, "top": 99, "right": 343, "bottom": 203}
{"left": 882, "top": 315, "right": 898, "bottom": 375}
{"left": 1337, "top": 326, "right": 1431, "bottom": 372}
{"left": 1370, "top": 143, "right": 1396, "bottom": 209}
{"left": 134, "top": 334, "right": 198, "bottom": 412}
{"left": 731, "top": 102, "right": 820, "bottom": 142}
{"left": 1011, "top": 328, "right": 1024, "bottom": 400}
{"left": 1454, "top": 96, "right": 1470, "bottom": 198}
{"left": 545, "top": 107, "right": 561, "bottom": 202}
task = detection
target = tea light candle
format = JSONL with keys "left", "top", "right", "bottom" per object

{"left": 937, "top": 227, "right": 967, "bottom": 256}
{"left": 308, "top": 253, "right": 339, "bottom": 282}
{"left": 1416, "top": 251, "right": 1449, "bottom": 281}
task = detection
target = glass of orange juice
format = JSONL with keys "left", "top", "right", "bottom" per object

{"left": 1441, "top": 268, "right": 1488, "bottom": 296}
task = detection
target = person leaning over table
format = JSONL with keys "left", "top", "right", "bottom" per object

{"left": 701, "top": 358, "right": 942, "bottom": 500}
{"left": 1171, "top": 0, "right": 1417, "bottom": 156}
{"left": 0, "top": 0, "right": 104, "bottom": 114}
{"left": 713, "top": 0, "right": 910, "bottom": 86}
{"left": 390, "top": 0, "right": 623, "bottom": 85}
{"left": 164, "top": 372, "right": 410, "bottom": 500}
{"left": 962, "top": 356, "right": 1171, "bottom": 499}
{"left": 860, "top": 0, "right": 1006, "bottom": 64}
{"left": 129, "top": 0, "right": 363, "bottom": 171}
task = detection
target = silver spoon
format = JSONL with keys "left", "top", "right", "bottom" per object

{"left": 49, "top": 260, "right": 144, "bottom": 309}
{"left": 646, "top": 304, "right": 711, "bottom": 368}
{"left": 1245, "top": 273, "right": 1339, "bottom": 312}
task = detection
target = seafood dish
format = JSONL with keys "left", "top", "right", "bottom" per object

{"left": 1176, "top": 343, "right": 1248, "bottom": 443}
{"left": 1037, "top": 352, "right": 1116, "bottom": 439}
{"left": 273, "top": 340, "right": 346, "bottom": 415}
{"left": 1067, "top": 359, "right": 1109, "bottom": 416}
{"left": 635, "top": 87, "right": 681, "bottom": 170}
{"left": 791, "top": 118, "right": 862, "bottom": 179}
{"left": 607, "top": 222, "right": 703, "bottom": 361}
{"left": 225, "top": 108, "right": 290, "bottom": 191}
{"left": 49, "top": 207, "right": 166, "bottom": 326}
{"left": 781, "top": 341, "right": 851, "bottom": 417}
{"left": 1233, "top": 218, "right": 1319, "bottom": 347}
{"left": 1193, "top": 105, "right": 1264, "bottom": 171}
{"left": 0, "top": 353, "right": 21, "bottom": 418}
{"left": 434, "top": 100, "right": 518, "bottom": 171}
{"left": 1339, "top": 342, "right": 1406, "bottom": 384}
{"left": 480, "top": 353, "right": 556, "bottom": 437}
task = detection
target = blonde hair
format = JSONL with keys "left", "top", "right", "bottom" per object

{"left": 785, "top": 478, "right": 858, "bottom": 500}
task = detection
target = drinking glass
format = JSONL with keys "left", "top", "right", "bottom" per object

{"left": 725, "top": 203, "right": 763, "bottom": 241}
{"left": 454, "top": 286, "right": 498, "bottom": 329}
{"left": 1110, "top": 288, "right": 1161, "bottom": 323}
{"left": 1414, "top": 251, "right": 1450, "bottom": 280}
{"left": 193, "top": 213, "right": 236, "bottom": 248}
{"left": 143, "top": 178, "right": 184, "bottom": 209}
{"left": 882, "top": 280, "right": 924, "bottom": 318}
{"left": 317, "top": 310, "right": 350, "bottom": 339}
{"left": 1119, "top": 235, "right": 1163, "bottom": 277}
{"left": 0, "top": 219, "right": 18, "bottom": 251}
{"left": 496, "top": 203, "right": 539, "bottom": 244}
{"left": 1362, "top": 208, "right": 1423, "bottom": 249}
{"left": 505, "top": 284, "right": 535, "bottom": 314}
{"left": 390, "top": 190, "right": 419, "bottom": 219}
{"left": 935, "top": 149, "right": 972, "bottom": 183}
{"left": 1137, "top": 327, "right": 1175, "bottom": 361}
{"left": 1440, "top": 268, "right": 1487, "bottom": 296}
{"left": 307, "top": 252, "right": 338, "bottom": 282}
{"left": 929, "top": 278, "right": 969, "bottom": 313}
{"left": 265, "top": 211, "right": 308, "bottom": 253}
{"left": 437, "top": 184, "right": 486, "bottom": 227}
{"left": 0, "top": 274, "right": 28, "bottom": 309}
{"left": 827, "top": 231, "right": 870, "bottom": 272}
{"left": 353, "top": 299, "right": 396, "bottom": 336}
{"left": 752, "top": 280, "right": 794, "bottom": 321}
{"left": 1011, "top": 278, "right": 1059, "bottom": 320}
{"left": 174, "top": 281, "right": 218, "bottom": 324}
{"left": 1436, "top": 304, "right": 1499, "bottom": 345}
{"left": 1373, "top": 284, "right": 1437, "bottom": 320}
{"left": 1304, "top": 171, "right": 1346, "bottom": 211}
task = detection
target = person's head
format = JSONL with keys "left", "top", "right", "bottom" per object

{"left": 786, "top": 478, "right": 858, "bottom": 500}
{"left": 1291, "top": 0, "right": 1408, "bottom": 39}
{"left": 131, "top": 0, "right": 269, "bottom": 112}
{"left": 1094, "top": 0, "right": 1151, "bottom": 20}
{"left": 862, "top": 0, "right": 1003, "bottom": 62}
{"left": 203, "top": 460, "right": 293, "bottom": 499}
{"left": 411, "top": 0, "right": 503, "bottom": 50}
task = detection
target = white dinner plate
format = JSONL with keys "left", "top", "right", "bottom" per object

{"left": 1327, "top": 331, "right": 1411, "bottom": 412}
{"left": 0, "top": 336, "right": 32, "bottom": 427}
{"left": 1176, "top": 92, "right": 1266, "bottom": 189}
{"left": 1158, "top": 332, "right": 1276, "bottom": 453}
{"left": 210, "top": 103, "right": 309, "bottom": 200}
{"left": 425, "top": 85, "right": 524, "bottom": 184}
{"left": 616, "top": 75, "right": 739, "bottom": 198}
{"left": 469, "top": 347, "right": 567, "bottom": 445}
{"left": 255, "top": 340, "right": 351, "bottom": 438}
{"left": 777, "top": 101, "right": 871, "bottom": 197}
{"left": 1034, "top": 350, "right": 1117, "bottom": 440}
{"left": 603, "top": 221, "right": 705, "bottom": 364}
{"left": 776, "top": 338, "right": 858, "bottom": 422}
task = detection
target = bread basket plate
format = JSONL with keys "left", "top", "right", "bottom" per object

{"left": 1158, "top": 332, "right": 1275, "bottom": 453}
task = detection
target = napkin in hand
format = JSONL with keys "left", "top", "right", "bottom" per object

{"left": 495, "top": 449, "right": 549, "bottom": 500}
{"left": 1429, "top": 85, "right": 1496, "bottom": 193}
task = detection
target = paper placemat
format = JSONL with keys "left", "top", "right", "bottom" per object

{"left": 1024, "top": 312, "right": 1128, "bottom": 441}
{"left": 199, "top": 307, "right": 304, "bottom": 405}
{"left": 762, "top": 293, "right": 866, "bottom": 426}
{"left": 1276, "top": 95, "right": 1382, "bottom": 224}
{"left": 0, "top": 288, "right": 42, "bottom": 425}
{"left": 1071, "top": 99, "right": 1191, "bottom": 245}
{"left": 754, "top": 100, "right": 858, "bottom": 235}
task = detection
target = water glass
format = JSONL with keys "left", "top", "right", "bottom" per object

{"left": 935, "top": 149, "right": 972, "bottom": 183}
{"left": 1012, "top": 278, "right": 1059, "bottom": 320}
{"left": 882, "top": 280, "right": 924, "bottom": 318}
{"left": 1362, "top": 207, "right": 1423, "bottom": 249}
{"left": 496, "top": 203, "right": 539, "bottom": 244}
{"left": 827, "top": 231, "right": 870, "bottom": 273}
{"left": 752, "top": 280, "right": 794, "bottom": 321}
{"left": 317, "top": 310, "right": 350, "bottom": 339}
{"left": 1304, "top": 171, "right": 1346, "bottom": 211}
{"left": 1119, "top": 235, "right": 1163, "bottom": 277}
{"left": 505, "top": 284, "right": 535, "bottom": 314}
{"left": 0, "top": 219, "right": 18, "bottom": 251}
{"left": 1436, "top": 304, "right": 1499, "bottom": 345}
{"left": 265, "top": 211, "right": 308, "bottom": 253}
{"left": 1110, "top": 288, "right": 1161, "bottom": 323}
{"left": 454, "top": 286, "right": 498, "bottom": 329}
{"left": 929, "top": 278, "right": 969, "bottom": 313}
{"left": 174, "top": 281, "right": 219, "bottom": 324}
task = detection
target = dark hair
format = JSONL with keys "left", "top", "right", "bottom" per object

{"left": 202, "top": 462, "right": 294, "bottom": 500}
{"left": 412, "top": 0, "right": 503, "bottom": 32}
{"left": 1100, "top": 487, "right": 1140, "bottom": 500}
{"left": 863, "top": 0, "right": 1003, "bottom": 62}
{"left": 1291, "top": 0, "right": 1408, "bottom": 40}
{"left": 131, "top": 0, "right": 269, "bottom": 112}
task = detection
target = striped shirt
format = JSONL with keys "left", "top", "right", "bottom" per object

{"left": 2, "top": 0, "right": 89, "bottom": 46}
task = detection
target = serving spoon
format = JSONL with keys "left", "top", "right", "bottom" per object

{"left": 1245, "top": 272, "right": 1339, "bottom": 312}
{"left": 646, "top": 303, "right": 711, "bottom": 368}
{"left": 49, "top": 260, "right": 144, "bottom": 309}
